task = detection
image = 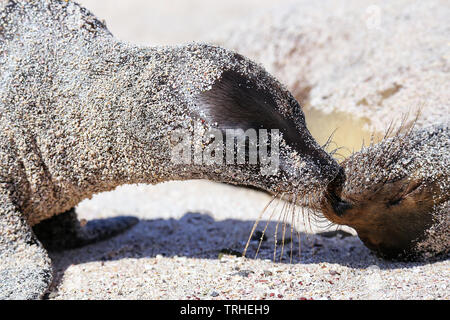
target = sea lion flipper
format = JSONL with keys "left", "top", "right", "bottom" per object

{"left": 0, "top": 191, "right": 52, "bottom": 299}
{"left": 33, "top": 208, "right": 139, "bottom": 251}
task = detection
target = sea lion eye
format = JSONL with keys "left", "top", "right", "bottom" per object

{"left": 388, "top": 197, "right": 402, "bottom": 207}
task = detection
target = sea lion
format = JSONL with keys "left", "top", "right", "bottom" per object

{"left": 0, "top": 0, "right": 341, "bottom": 299}
{"left": 321, "top": 124, "right": 449, "bottom": 261}
{"left": 208, "top": 1, "right": 450, "bottom": 261}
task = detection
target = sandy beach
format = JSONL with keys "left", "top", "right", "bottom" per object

{"left": 46, "top": 181, "right": 448, "bottom": 299}
{"left": 40, "top": 0, "right": 450, "bottom": 299}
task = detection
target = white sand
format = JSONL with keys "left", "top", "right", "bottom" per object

{"left": 46, "top": 1, "right": 449, "bottom": 300}
{"left": 49, "top": 181, "right": 449, "bottom": 300}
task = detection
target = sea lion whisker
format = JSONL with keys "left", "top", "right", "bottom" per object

{"left": 322, "top": 128, "right": 338, "bottom": 151}
{"left": 383, "top": 117, "right": 397, "bottom": 140}
{"left": 243, "top": 192, "right": 278, "bottom": 258}
{"left": 299, "top": 198, "right": 308, "bottom": 234}
{"left": 296, "top": 207, "right": 302, "bottom": 261}
{"left": 306, "top": 193, "right": 314, "bottom": 232}
{"left": 273, "top": 198, "right": 289, "bottom": 262}
{"left": 254, "top": 193, "right": 285, "bottom": 259}
{"left": 278, "top": 201, "right": 290, "bottom": 262}
{"left": 289, "top": 199, "right": 297, "bottom": 264}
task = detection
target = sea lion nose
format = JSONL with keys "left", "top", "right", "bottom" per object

{"left": 324, "top": 167, "right": 352, "bottom": 216}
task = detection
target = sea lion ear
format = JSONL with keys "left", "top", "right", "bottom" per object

{"left": 194, "top": 70, "right": 290, "bottom": 131}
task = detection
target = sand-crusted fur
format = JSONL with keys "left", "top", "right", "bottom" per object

{"left": 0, "top": 0, "right": 340, "bottom": 298}
{"left": 322, "top": 124, "right": 449, "bottom": 260}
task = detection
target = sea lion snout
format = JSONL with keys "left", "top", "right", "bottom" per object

{"left": 322, "top": 167, "right": 353, "bottom": 216}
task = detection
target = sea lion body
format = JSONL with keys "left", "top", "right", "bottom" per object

{"left": 0, "top": 0, "right": 339, "bottom": 299}
{"left": 322, "top": 124, "right": 449, "bottom": 260}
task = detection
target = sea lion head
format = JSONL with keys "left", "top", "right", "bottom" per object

{"left": 320, "top": 125, "right": 449, "bottom": 260}
{"left": 181, "top": 45, "right": 343, "bottom": 201}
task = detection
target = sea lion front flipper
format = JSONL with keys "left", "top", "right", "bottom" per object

{"left": 0, "top": 190, "right": 52, "bottom": 299}
{"left": 33, "top": 208, "right": 139, "bottom": 251}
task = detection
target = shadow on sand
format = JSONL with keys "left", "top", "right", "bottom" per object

{"left": 43, "top": 211, "right": 446, "bottom": 295}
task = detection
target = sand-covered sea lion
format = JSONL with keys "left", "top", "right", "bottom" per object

{"left": 208, "top": 0, "right": 450, "bottom": 261}
{"left": 321, "top": 124, "right": 449, "bottom": 260}
{"left": 0, "top": 0, "right": 340, "bottom": 299}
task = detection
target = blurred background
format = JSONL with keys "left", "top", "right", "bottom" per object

{"left": 77, "top": 0, "right": 284, "bottom": 45}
